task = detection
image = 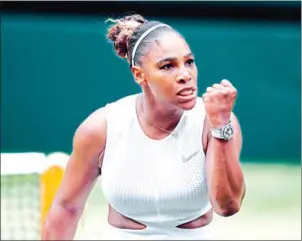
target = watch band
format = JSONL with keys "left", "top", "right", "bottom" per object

{"left": 210, "top": 120, "right": 233, "bottom": 140}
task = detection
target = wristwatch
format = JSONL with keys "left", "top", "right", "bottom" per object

{"left": 210, "top": 120, "right": 234, "bottom": 141}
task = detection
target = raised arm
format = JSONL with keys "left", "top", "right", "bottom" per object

{"left": 202, "top": 80, "right": 246, "bottom": 217}
{"left": 41, "top": 108, "right": 107, "bottom": 240}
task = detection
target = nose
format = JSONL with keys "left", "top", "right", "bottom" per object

{"left": 176, "top": 70, "right": 192, "bottom": 84}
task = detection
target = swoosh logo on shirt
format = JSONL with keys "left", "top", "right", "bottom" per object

{"left": 182, "top": 150, "right": 200, "bottom": 163}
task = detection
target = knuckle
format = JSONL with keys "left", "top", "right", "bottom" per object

{"left": 221, "top": 79, "right": 228, "bottom": 85}
{"left": 230, "top": 88, "right": 237, "bottom": 96}
{"left": 222, "top": 90, "right": 229, "bottom": 96}
{"left": 204, "top": 94, "right": 213, "bottom": 101}
{"left": 206, "top": 87, "right": 212, "bottom": 91}
{"left": 217, "top": 90, "right": 227, "bottom": 97}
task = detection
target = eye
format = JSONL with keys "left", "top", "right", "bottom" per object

{"left": 160, "top": 63, "right": 174, "bottom": 70}
{"left": 186, "top": 59, "right": 195, "bottom": 66}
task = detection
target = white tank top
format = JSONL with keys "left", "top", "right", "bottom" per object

{"left": 101, "top": 94, "right": 212, "bottom": 229}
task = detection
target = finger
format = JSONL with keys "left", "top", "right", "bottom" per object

{"left": 230, "top": 88, "right": 237, "bottom": 98}
{"left": 212, "top": 83, "right": 224, "bottom": 89}
{"left": 206, "top": 87, "right": 215, "bottom": 93}
{"left": 202, "top": 93, "right": 207, "bottom": 102}
{"left": 202, "top": 92, "right": 212, "bottom": 101}
{"left": 220, "top": 79, "right": 233, "bottom": 88}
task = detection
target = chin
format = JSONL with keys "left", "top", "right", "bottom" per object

{"left": 177, "top": 98, "right": 197, "bottom": 111}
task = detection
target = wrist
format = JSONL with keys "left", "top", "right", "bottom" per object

{"left": 210, "top": 120, "right": 234, "bottom": 141}
{"left": 208, "top": 116, "right": 231, "bottom": 129}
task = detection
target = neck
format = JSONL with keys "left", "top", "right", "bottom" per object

{"left": 139, "top": 89, "right": 183, "bottom": 132}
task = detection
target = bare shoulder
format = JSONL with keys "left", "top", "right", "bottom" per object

{"left": 73, "top": 107, "right": 107, "bottom": 157}
{"left": 72, "top": 94, "right": 137, "bottom": 156}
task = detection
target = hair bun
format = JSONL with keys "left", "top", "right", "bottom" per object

{"left": 106, "top": 14, "right": 147, "bottom": 59}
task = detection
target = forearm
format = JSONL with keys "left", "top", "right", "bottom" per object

{"left": 41, "top": 204, "right": 82, "bottom": 240}
{"left": 202, "top": 79, "right": 245, "bottom": 216}
{"left": 207, "top": 137, "right": 245, "bottom": 215}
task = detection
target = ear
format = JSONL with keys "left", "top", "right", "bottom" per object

{"left": 131, "top": 66, "right": 146, "bottom": 85}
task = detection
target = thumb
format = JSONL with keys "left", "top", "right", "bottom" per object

{"left": 220, "top": 79, "right": 233, "bottom": 88}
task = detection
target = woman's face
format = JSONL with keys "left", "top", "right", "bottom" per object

{"left": 134, "top": 31, "right": 198, "bottom": 111}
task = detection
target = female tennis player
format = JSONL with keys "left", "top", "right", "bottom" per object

{"left": 41, "top": 14, "right": 246, "bottom": 240}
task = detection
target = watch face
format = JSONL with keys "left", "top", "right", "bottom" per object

{"left": 222, "top": 125, "right": 234, "bottom": 140}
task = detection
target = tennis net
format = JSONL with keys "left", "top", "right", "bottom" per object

{"left": 1, "top": 152, "right": 68, "bottom": 240}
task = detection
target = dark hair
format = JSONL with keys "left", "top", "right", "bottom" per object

{"left": 106, "top": 14, "right": 175, "bottom": 66}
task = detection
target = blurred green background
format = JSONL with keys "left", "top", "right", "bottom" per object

{"left": 1, "top": 1, "right": 301, "bottom": 240}
{"left": 1, "top": 2, "right": 301, "bottom": 161}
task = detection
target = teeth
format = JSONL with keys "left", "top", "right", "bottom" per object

{"left": 179, "top": 89, "right": 193, "bottom": 96}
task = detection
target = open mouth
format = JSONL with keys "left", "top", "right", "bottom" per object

{"left": 177, "top": 87, "right": 196, "bottom": 97}
{"left": 178, "top": 89, "right": 194, "bottom": 96}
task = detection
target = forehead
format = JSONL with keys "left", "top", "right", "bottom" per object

{"left": 144, "top": 31, "right": 191, "bottom": 62}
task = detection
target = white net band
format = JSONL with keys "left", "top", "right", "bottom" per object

{"left": 1, "top": 152, "right": 68, "bottom": 175}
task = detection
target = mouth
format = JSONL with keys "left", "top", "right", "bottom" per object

{"left": 177, "top": 87, "right": 196, "bottom": 97}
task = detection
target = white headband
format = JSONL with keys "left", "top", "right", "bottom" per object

{"left": 131, "top": 23, "right": 171, "bottom": 66}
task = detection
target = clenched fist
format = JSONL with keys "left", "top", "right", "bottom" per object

{"left": 202, "top": 79, "right": 237, "bottom": 128}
